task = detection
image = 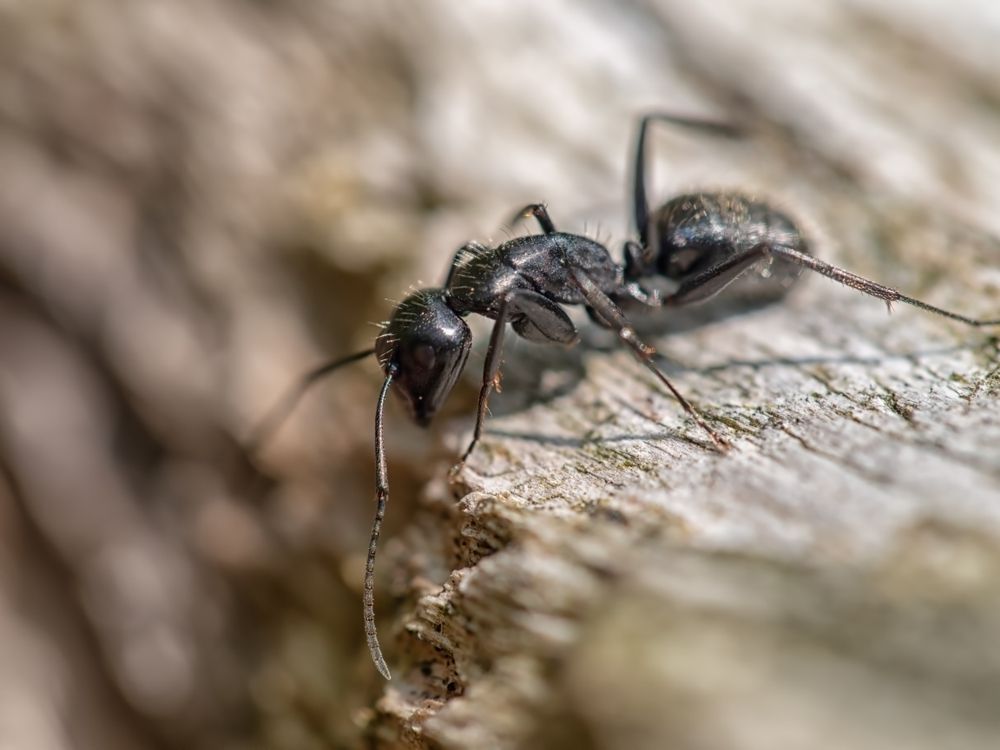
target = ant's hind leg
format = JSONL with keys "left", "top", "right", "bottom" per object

{"left": 569, "top": 267, "right": 729, "bottom": 452}
{"left": 631, "top": 113, "right": 744, "bottom": 249}
{"left": 770, "top": 246, "right": 1000, "bottom": 327}
{"left": 615, "top": 243, "right": 771, "bottom": 313}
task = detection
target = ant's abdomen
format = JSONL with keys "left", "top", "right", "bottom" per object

{"left": 654, "top": 192, "right": 809, "bottom": 297}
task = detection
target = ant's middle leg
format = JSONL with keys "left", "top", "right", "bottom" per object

{"left": 510, "top": 203, "right": 557, "bottom": 235}
{"left": 569, "top": 267, "right": 730, "bottom": 452}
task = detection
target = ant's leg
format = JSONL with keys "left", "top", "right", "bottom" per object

{"left": 771, "top": 246, "right": 1000, "bottom": 326}
{"left": 619, "top": 239, "right": 1000, "bottom": 325}
{"left": 509, "top": 203, "right": 557, "bottom": 234}
{"left": 456, "top": 297, "right": 516, "bottom": 467}
{"left": 569, "top": 268, "right": 729, "bottom": 451}
{"left": 632, "top": 116, "right": 656, "bottom": 248}
{"left": 456, "top": 289, "right": 577, "bottom": 467}
{"left": 632, "top": 113, "right": 743, "bottom": 250}
{"left": 617, "top": 244, "right": 770, "bottom": 310}
{"left": 661, "top": 245, "right": 770, "bottom": 307}
{"left": 509, "top": 290, "right": 579, "bottom": 344}
{"left": 444, "top": 241, "right": 489, "bottom": 287}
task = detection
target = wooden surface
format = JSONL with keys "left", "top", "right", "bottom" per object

{"left": 375, "top": 177, "right": 1000, "bottom": 750}
{"left": 367, "top": 1, "right": 1000, "bottom": 746}
{"left": 1, "top": 2, "right": 999, "bottom": 749}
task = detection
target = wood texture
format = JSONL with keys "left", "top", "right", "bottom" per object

{"left": 1, "top": 2, "right": 998, "bottom": 749}
{"left": 376, "top": 188, "right": 1000, "bottom": 749}
{"left": 368, "top": 1, "right": 1000, "bottom": 747}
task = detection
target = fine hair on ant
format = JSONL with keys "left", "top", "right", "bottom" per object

{"left": 249, "top": 112, "right": 1000, "bottom": 680}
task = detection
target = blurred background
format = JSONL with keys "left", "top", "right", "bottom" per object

{"left": 1, "top": 1, "right": 999, "bottom": 749}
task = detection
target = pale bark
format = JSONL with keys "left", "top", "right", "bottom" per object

{"left": 1, "top": 2, "right": 999, "bottom": 750}
{"left": 371, "top": 2, "right": 1000, "bottom": 747}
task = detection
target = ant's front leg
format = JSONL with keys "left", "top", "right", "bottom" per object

{"left": 454, "top": 300, "right": 513, "bottom": 472}
{"left": 452, "top": 289, "right": 578, "bottom": 474}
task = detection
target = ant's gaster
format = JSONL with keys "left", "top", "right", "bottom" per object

{"left": 249, "top": 112, "right": 1000, "bottom": 680}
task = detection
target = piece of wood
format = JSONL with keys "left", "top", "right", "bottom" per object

{"left": 2, "top": 2, "right": 999, "bottom": 749}
{"left": 375, "top": 188, "right": 1000, "bottom": 748}
{"left": 368, "top": 2, "right": 1000, "bottom": 746}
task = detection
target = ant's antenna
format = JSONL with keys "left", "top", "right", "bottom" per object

{"left": 246, "top": 348, "right": 375, "bottom": 453}
{"left": 365, "top": 365, "right": 396, "bottom": 680}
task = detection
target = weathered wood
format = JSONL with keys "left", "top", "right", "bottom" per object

{"left": 375, "top": 197, "right": 1000, "bottom": 746}
{"left": 368, "top": 2, "right": 1000, "bottom": 747}
{"left": 1, "top": 2, "right": 999, "bottom": 749}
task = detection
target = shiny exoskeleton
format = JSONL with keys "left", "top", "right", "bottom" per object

{"left": 250, "top": 112, "right": 1000, "bottom": 681}
{"left": 373, "top": 229, "right": 621, "bottom": 429}
{"left": 376, "top": 209, "right": 718, "bottom": 462}
{"left": 622, "top": 115, "right": 809, "bottom": 309}
{"left": 625, "top": 192, "right": 807, "bottom": 306}
{"left": 619, "top": 113, "right": 996, "bottom": 325}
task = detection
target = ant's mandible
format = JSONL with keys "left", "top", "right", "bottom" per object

{"left": 249, "top": 112, "right": 1000, "bottom": 680}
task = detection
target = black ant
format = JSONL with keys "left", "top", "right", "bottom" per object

{"left": 249, "top": 112, "right": 1000, "bottom": 680}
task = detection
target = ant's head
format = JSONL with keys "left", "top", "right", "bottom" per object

{"left": 375, "top": 289, "right": 471, "bottom": 427}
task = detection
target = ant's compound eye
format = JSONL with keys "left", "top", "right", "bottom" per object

{"left": 412, "top": 343, "right": 437, "bottom": 370}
